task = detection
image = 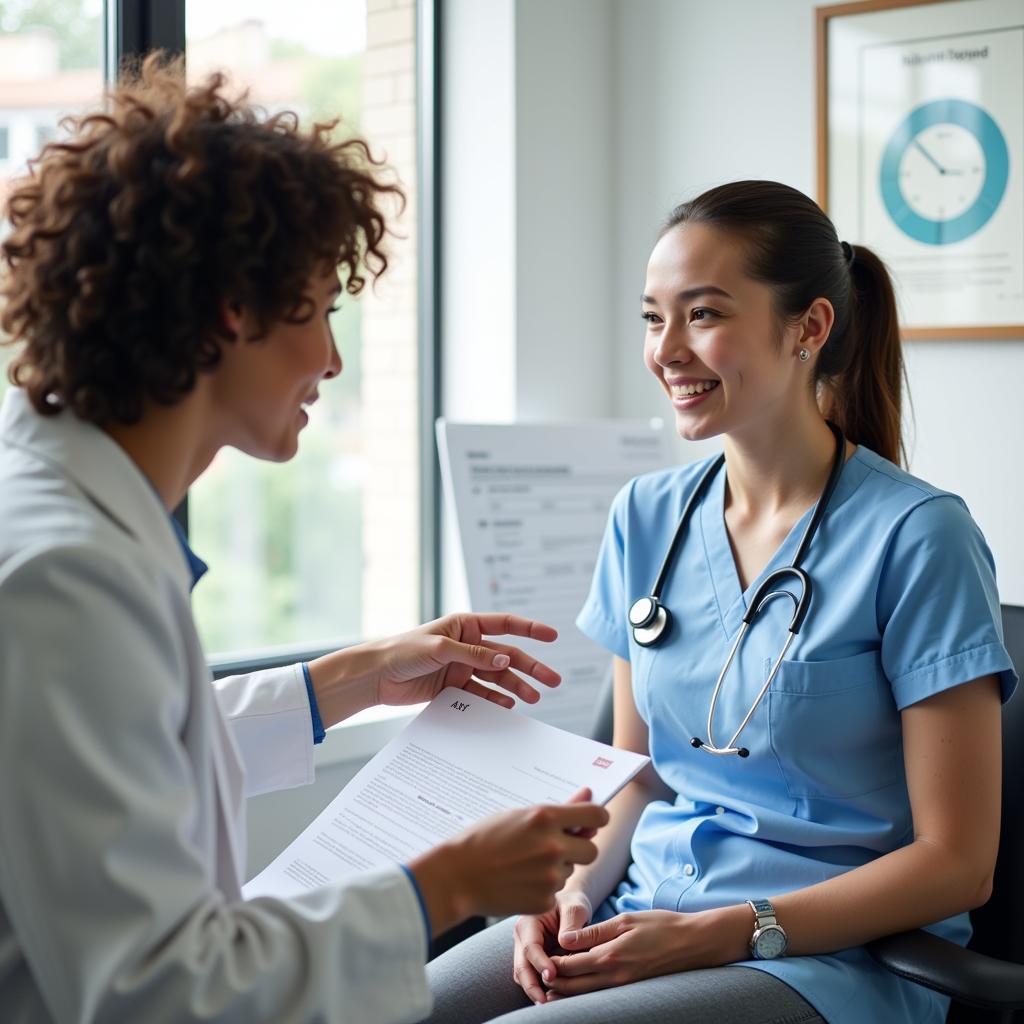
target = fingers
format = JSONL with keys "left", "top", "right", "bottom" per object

{"left": 512, "top": 956, "right": 547, "bottom": 1005}
{"left": 470, "top": 667, "right": 542, "bottom": 705}
{"left": 556, "top": 899, "right": 592, "bottom": 945}
{"left": 557, "top": 917, "right": 616, "bottom": 950}
{"left": 459, "top": 678, "right": 516, "bottom": 709}
{"left": 548, "top": 948, "right": 603, "bottom": 977}
{"left": 464, "top": 613, "right": 559, "bottom": 644}
{"left": 477, "top": 639, "right": 562, "bottom": 688}
{"left": 513, "top": 917, "right": 555, "bottom": 1005}
{"left": 544, "top": 802, "right": 609, "bottom": 835}
{"left": 521, "top": 940, "right": 556, "bottom": 1000}
{"left": 545, "top": 971, "right": 609, "bottom": 997}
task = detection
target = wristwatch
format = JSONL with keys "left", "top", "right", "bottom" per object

{"left": 747, "top": 899, "right": 788, "bottom": 960}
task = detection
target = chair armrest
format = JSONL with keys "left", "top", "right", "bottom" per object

{"left": 867, "top": 929, "right": 1024, "bottom": 1011}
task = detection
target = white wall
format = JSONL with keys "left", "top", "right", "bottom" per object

{"left": 441, "top": 0, "right": 1024, "bottom": 602}
{"left": 608, "top": 0, "right": 1024, "bottom": 601}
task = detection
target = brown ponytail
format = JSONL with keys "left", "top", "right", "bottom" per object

{"left": 819, "top": 244, "right": 906, "bottom": 467}
{"left": 663, "top": 181, "right": 907, "bottom": 466}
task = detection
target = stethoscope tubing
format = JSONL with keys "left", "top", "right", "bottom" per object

{"left": 632, "top": 423, "right": 847, "bottom": 757}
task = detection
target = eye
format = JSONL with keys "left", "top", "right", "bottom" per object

{"left": 641, "top": 310, "right": 662, "bottom": 325}
{"left": 327, "top": 304, "right": 341, "bottom": 316}
{"left": 690, "top": 308, "right": 719, "bottom": 323}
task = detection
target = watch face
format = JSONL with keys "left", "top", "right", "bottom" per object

{"left": 879, "top": 98, "right": 1009, "bottom": 246}
{"left": 754, "top": 925, "right": 788, "bottom": 959}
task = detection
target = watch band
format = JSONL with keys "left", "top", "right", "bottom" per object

{"left": 747, "top": 898, "right": 778, "bottom": 927}
{"left": 747, "top": 898, "right": 787, "bottom": 960}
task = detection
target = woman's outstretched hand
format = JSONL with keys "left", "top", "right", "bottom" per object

{"left": 361, "top": 612, "right": 562, "bottom": 708}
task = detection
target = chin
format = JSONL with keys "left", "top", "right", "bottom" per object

{"left": 673, "top": 415, "right": 721, "bottom": 444}
{"left": 236, "top": 431, "right": 300, "bottom": 463}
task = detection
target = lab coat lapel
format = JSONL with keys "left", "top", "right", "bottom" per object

{"left": 0, "top": 389, "right": 192, "bottom": 596}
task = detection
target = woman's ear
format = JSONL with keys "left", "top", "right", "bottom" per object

{"left": 795, "top": 298, "right": 835, "bottom": 359}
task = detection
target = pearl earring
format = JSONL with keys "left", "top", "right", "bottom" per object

{"left": 798, "top": 349, "right": 810, "bottom": 362}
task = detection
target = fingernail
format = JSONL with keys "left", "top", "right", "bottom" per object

{"left": 542, "top": 970, "right": 550, "bottom": 982}
{"left": 492, "top": 653, "right": 510, "bottom": 668}
{"left": 562, "top": 931, "right": 577, "bottom": 944}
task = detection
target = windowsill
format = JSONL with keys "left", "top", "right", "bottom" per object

{"left": 314, "top": 702, "right": 425, "bottom": 768}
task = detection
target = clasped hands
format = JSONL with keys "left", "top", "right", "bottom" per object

{"left": 514, "top": 891, "right": 732, "bottom": 1004}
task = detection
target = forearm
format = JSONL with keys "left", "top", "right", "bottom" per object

{"left": 563, "top": 775, "right": 662, "bottom": 909}
{"left": 306, "top": 641, "right": 383, "bottom": 728}
{"left": 709, "top": 837, "right": 994, "bottom": 963}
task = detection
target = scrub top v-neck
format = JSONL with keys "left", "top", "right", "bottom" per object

{"left": 577, "top": 445, "right": 1017, "bottom": 1024}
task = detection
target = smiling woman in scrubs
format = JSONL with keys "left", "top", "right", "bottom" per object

{"left": 0, "top": 59, "right": 609, "bottom": 1023}
{"left": 423, "top": 181, "right": 1018, "bottom": 1024}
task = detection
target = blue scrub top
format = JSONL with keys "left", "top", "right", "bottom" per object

{"left": 577, "top": 445, "right": 1017, "bottom": 1024}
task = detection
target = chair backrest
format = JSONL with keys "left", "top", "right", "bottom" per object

{"left": 965, "top": 604, "right": 1024, "bottom": 964}
{"left": 946, "top": 604, "right": 1024, "bottom": 1024}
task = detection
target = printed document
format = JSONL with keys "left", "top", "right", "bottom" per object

{"left": 244, "top": 688, "right": 649, "bottom": 899}
{"left": 437, "top": 419, "right": 670, "bottom": 734}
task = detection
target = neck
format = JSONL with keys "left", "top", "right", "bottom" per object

{"left": 722, "top": 401, "right": 838, "bottom": 519}
{"left": 103, "top": 387, "right": 219, "bottom": 511}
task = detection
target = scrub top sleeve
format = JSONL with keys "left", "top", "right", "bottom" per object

{"left": 878, "top": 495, "right": 1017, "bottom": 710}
{"left": 576, "top": 480, "right": 634, "bottom": 661}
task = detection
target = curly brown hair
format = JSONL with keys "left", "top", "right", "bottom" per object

{"left": 0, "top": 53, "right": 403, "bottom": 425}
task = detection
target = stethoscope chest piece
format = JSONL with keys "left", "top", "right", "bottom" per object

{"left": 629, "top": 596, "right": 671, "bottom": 647}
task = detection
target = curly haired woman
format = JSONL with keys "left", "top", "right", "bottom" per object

{"left": 0, "top": 56, "right": 607, "bottom": 1024}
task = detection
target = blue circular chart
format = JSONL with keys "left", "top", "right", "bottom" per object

{"left": 879, "top": 98, "right": 1009, "bottom": 246}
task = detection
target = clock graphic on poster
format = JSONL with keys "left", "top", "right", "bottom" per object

{"left": 879, "top": 98, "right": 1009, "bottom": 246}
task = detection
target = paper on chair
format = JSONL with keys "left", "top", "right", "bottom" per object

{"left": 244, "top": 687, "right": 649, "bottom": 899}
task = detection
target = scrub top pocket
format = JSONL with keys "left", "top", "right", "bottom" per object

{"left": 768, "top": 649, "right": 904, "bottom": 799}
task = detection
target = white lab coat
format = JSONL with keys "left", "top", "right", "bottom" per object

{"left": 0, "top": 389, "right": 432, "bottom": 1024}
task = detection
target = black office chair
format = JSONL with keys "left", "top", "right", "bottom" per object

{"left": 867, "top": 604, "right": 1024, "bottom": 1024}
{"left": 589, "top": 606, "right": 1024, "bottom": 1023}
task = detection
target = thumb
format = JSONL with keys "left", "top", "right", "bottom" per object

{"left": 559, "top": 918, "right": 612, "bottom": 950}
{"left": 558, "top": 901, "right": 591, "bottom": 942}
{"left": 565, "top": 787, "right": 593, "bottom": 805}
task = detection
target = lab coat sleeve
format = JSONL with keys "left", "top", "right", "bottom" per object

{"left": 0, "top": 544, "right": 432, "bottom": 1024}
{"left": 213, "top": 665, "right": 318, "bottom": 797}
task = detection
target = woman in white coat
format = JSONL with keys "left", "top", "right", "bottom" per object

{"left": 0, "top": 58, "right": 607, "bottom": 1023}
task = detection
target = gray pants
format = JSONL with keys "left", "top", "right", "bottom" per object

{"left": 421, "top": 917, "right": 826, "bottom": 1023}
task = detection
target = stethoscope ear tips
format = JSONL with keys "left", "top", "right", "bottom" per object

{"left": 738, "top": 748, "right": 750, "bottom": 758}
{"left": 690, "top": 737, "right": 703, "bottom": 748}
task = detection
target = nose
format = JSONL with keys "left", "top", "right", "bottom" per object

{"left": 651, "top": 320, "right": 694, "bottom": 368}
{"left": 323, "top": 323, "right": 343, "bottom": 379}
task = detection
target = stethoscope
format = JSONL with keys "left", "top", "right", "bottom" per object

{"left": 627, "top": 422, "right": 846, "bottom": 758}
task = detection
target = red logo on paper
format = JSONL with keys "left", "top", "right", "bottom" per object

{"left": 593, "top": 756, "right": 613, "bottom": 769}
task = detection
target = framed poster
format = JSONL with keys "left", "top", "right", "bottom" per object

{"left": 817, "top": 0, "right": 1024, "bottom": 338}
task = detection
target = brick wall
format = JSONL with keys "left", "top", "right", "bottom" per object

{"left": 360, "top": 0, "right": 421, "bottom": 637}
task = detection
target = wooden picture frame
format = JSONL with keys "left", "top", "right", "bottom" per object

{"left": 816, "top": 0, "right": 1024, "bottom": 339}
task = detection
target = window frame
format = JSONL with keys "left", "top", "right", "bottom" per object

{"left": 101, "top": 0, "right": 442, "bottom": 679}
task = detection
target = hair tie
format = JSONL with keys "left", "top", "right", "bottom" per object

{"left": 840, "top": 240, "right": 855, "bottom": 265}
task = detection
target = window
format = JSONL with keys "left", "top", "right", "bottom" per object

{"left": 184, "top": 0, "right": 424, "bottom": 661}
{"left": 0, "top": 0, "right": 436, "bottom": 666}
{"left": 34, "top": 123, "right": 56, "bottom": 150}
{"left": 0, "top": 1, "right": 105, "bottom": 402}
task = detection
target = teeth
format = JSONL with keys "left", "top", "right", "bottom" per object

{"left": 672, "top": 380, "right": 719, "bottom": 397}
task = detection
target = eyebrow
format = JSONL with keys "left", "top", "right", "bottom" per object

{"left": 641, "top": 286, "right": 734, "bottom": 304}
